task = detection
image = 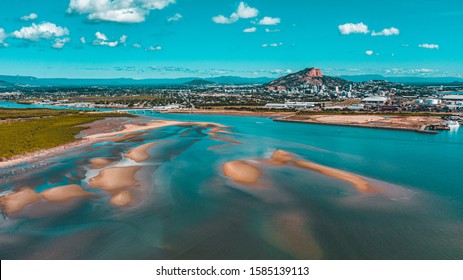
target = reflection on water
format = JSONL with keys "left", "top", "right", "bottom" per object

{"left": 1, "top": 113, "right": 463, "bottom": 260}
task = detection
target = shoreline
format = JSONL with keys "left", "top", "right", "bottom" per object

{"left": 0, "top": 117, "right": 228, "bottom": 169}
{"left": 164, "top": 109, "right": 443, "bottom": 134}
{"left": 273, "top": 118, "right": 439, "bottom": 134}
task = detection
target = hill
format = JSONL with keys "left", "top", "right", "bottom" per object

{"left": 184, "top": 79, "right": 218, "bottom": 86}
{"left": 266, "top": 68, "right": 350, "bottom": 90}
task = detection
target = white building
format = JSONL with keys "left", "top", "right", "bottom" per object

{"left": 361, "top": 96, "right": 389, "bottom": 105}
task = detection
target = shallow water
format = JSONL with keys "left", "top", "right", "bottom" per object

{"left": 1, "top": 107, "right": 463, "bottom": 259}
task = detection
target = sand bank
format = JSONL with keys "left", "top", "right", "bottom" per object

{"left": 89, "top": 158, "right": 114, "bottom": 169}
{"left": 125, "top": 142, "right": 156, "bottom": 162}
{"left": 89, "top": 166, "right": 141, "bottom": 191}
{"left": 109, "top": 190, "right": 133, "bottom": 206}
{"left": 277, "top": 114, "right": 442, "bottom": 132}
{"left": 0, "top": 188, "right": 41, "bottom": 213}
{"left": 40, "top": 184, "right": 93, "bottom": 202}
{"left": 85, "top": 120, "right": 181, "bottom": 140}
{"left": 222, "top": 160, "right": 261, "bottom": 184}
{"left": 271, "top": 150, "right": 373, "bottom": 193}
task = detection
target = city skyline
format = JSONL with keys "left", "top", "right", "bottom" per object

{"left": 0, "top": 0, "right": 461, "bottom": 78}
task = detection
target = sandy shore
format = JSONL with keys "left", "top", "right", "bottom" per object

{"left": 277, "top": 114, "right": 442, "bottom": 131}
{"left": 125, "top": 142, "right": 157, "bottom": 163}
{"left": 222, "top": 160, "right": 262, "bottom": 184}
{"left": 84, "top": 120, "right": 181, "bottom": 140}
{"left": 0, "top": 117, "right": 225, "bottom": 168}
{"left": 270, "top": 150, "right": 373, "bottom": 193}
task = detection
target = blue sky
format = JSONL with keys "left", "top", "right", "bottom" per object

{"left": 0, "top": 0, "right": 462, "bottom": 78}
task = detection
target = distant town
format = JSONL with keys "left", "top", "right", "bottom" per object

{"left": 1, "top": 68, "right": 463, "bottom": 113}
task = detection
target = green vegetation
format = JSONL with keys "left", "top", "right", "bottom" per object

{"left": 0, "top": 110, "right": 133, "bottom": 160}
{"left": 0, "top": 108, "right": 71, "bottom": 120}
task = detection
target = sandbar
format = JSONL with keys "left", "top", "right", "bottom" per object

{"left": 89, "top": 166, "right": 141, "bottom": 191}
{"left": 271, "top": 150, "right": 373, "bottom": 192}
{"left": 0, "top": 188, "right": 41, "bottom": 213}
{"left": 40, "top": 184, "right": 93, "bottom": 202}
{"left": 109, "top": 190, "right": 133, "bottom": 206}
{"left": 222, "top": 160, "right": 261, "bottom": 184}
{"left": 89, "top": 158, "right": 114, "bottom": 169}
{"left": 125, "top": 142, "right": 156, "bottom": 162}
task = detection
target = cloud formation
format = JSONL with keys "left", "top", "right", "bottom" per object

{"left": 93, "top": 32, "right": 126, "bottom": 47}
{"left": 243, "top": 27, "right": 256, "bottom": 33}
{"left": 21, "top": 13, "right": 38, "bottom": 21}
{"left": 365, "top": 50, "right": 374, "bottom": 56}
{"left": 262, "top": 42, "right": 283, "bottom": 47}
{"left": 0, "top": 28, "right": 8, "bottom": 47}
{"left": 11, "top": 22, "right": 69, "bottom": 41}
{"left": 167, "top": 13, "right": 182, "bottom": 22}
{"left": 146, "top": 45, "right": 162, "bottom": 51}
{"left": 212, "top": 2, "right": 259, "bottom": 24}
{"left": 53, "top": 37, "right": 71, "bottom": 49}
{"left": 419, "top": 43, "right": 439, "bottom": 49}
{"left": 265, "top": 28, "right": 280, "bottom": 33}
{"left": 258, "top": 16, "right": 280, "bottom": 25}
{"left": 338, "top": 22, "right": 369, "bottom": 35}
{"left": 371, "top": 27, "right": 400, "bottom": 36}
{"left": 67, "top": 0, "right": 176, "bottom": 23}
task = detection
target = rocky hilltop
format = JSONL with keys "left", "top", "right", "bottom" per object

{"left": 266, "top": 67, "right": 351, "bottom": 90}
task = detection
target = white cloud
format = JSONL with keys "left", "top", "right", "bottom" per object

{"left": 212, "top": 2, "right": 258, "bottom": 24}
{"left": 167, "top": 13, "right": 182, "bottom": 22}
{"left": 243, "top": 27, "right": 256, "bottom": 33}
{"left": 146, "top": 45, "right": 162, "bottom": 51}
{"left": 80, "top": 36, "right": 86, "bottom": 44}
{"left": 236, "top": 2, "right": 258, "bottom": 18}
{"left": 53, "top": 37, "right": 71, "bottom": 49}
{"left": 21, "top": 13, "right": 38, "bottom": 21}
{"left": 132, "top": 43, "right": 142, "bottom": 48}
{"left": 212, "top": 15, "right": 238, "bottom": 24}
{"left": 0, "top": 28, "right": 8, "bottom": 47}
{"left": 371, "top": 27, "right": 400, "bottom": 36}
{"left": 262, "top": 42, "right": 283, "bottom": 47}
{"left": 95, "top": 31, "right": 108, "bottom": 41}
{"left": 258, "top": 16, "right": 280, "bottom": 25}
{"left": 11, "top": 22, "right": 70, "bottom": 41}
{"left": 120, "top": 35, "right": 128, "bottom": 44}
{"left": 67, "top": 0, "right": 176, "bottom": 23}
{"left": 265, "top": 28, "right": 280, "bottom": 33}
{"left": 365, "top": 50, "right": 374, "bottom": 56}
{"left": 338, "top": 22, "right": 369, "bottom": 35}
{"left": 93, "top": 32, "right": 126, "bottom": 47}
{"left": 419, "top": 43, "right": 439, "bottom": 49}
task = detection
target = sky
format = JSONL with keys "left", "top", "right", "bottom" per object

{"left": 0, "top": 0, "right": 462, "bottom": 79}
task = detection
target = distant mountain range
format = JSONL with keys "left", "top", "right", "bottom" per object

{"left": 0, "top": 72, "right": 462, "bottom": 88}
{"left": 0, "top": 75, "right": 273, "bottom": 87}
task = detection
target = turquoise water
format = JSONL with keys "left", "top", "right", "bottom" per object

{"left": 1, "top": 103, "right": 463, "bottom": 259}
